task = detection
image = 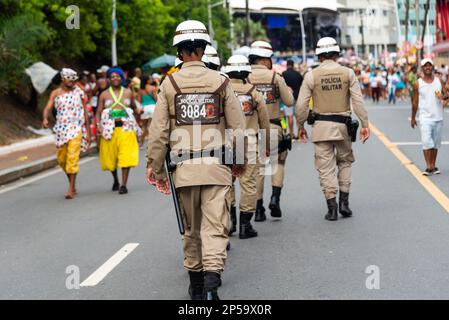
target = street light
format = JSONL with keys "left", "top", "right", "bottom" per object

{"left": 207, "top": 0, "right": 234, "bottom": 50}
{"left": 297, "top": 10, "right": 306, "bottom": 65}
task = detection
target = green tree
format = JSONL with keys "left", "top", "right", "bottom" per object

{"left": 162, "top": 0, "right": 232, "bottom": 61}
{"left": 0, "top": 13, "right": 49, "bottom": 94}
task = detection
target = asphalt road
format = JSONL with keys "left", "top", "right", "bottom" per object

{"left": 2, "top": 99, "right": 449, "bottom": 300}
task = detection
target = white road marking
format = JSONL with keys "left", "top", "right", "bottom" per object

{"left": 392, "top": 141, "right": 449, "bottom": 146}
{"left": 80, "top": 243, "right": 139, "bottom": 287}
{"left": 0, "top": 157, "right": 96, "bottom": 194}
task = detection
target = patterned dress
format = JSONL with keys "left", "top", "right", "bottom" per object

{"left": 53, "top": 86, "right": 88, "bottom": 151}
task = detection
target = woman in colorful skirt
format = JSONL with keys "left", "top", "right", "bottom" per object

{"left": 42, "top": 68, "right": 91, "bottom": 199}
{"left": 97, "top": 68, "right": 141, "bottom": 194}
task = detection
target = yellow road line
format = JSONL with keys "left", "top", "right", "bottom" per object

{"left": 370, "top": 122, "right": 449, "bottom": 213}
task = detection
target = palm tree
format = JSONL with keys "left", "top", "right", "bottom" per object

{"left": 233, "top": 18, "right": 267, "bottom": 47}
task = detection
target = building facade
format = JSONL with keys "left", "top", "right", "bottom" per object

{"left": 396, "top": 0, "right": 437, "bottom": 53}
{"left": 339, "top": 0, "right": 400, "bottom": 59}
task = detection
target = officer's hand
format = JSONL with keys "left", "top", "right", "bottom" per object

{"left": 42, "top": 119, "right": 49, "bottom": 129}
{"left": 360, "top": 128, "right": 370, "bottom": 144}
{"left": 411, "top": 117, "right": 417, "bottom": 129}
{"left": 156, "top": 178, "right": 170, "bottom": 195}
{"left": 146, "top": 167, "right": 157, "bottom": 186}
{"left": 232, "top": 164, "right": 245, "bottom": 178}
{"left": 299, "top": 128, "right": 308, "bottom": 143}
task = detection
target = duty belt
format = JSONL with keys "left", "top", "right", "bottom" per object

{"left": 270, "top": 119, "right": 282, "bottom": 127}
{"left": 315, "top": 114, "right": 351, "bottom": 125}
{"left": 170, "top": 146, "right": 235, "bottom": 167}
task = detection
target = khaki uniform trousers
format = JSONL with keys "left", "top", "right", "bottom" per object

{"left": 314, "top": 139, "right": 355, "bottom": 200}
{"left": 230, "top": 164, "right": 257, "bottom": 212}
{"left": 178, "top": 185, "right": 231, "bottom": 274}
{"left": 256, "top": 124, "right": 287, "bottom": 200}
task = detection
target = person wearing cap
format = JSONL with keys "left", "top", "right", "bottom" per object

{"left": 225, "top": 54, "right": 270, "bottom": 239}
{"left": 411, "top": 58, "right": 447, "bottom": 176}
{"left": 97, "top": 67, "right": 141, "bottom": 195}
{"left": 202, "top": 45, "right": 221, "bottom": 71}
{"left": 296, "top": 37, "right": 370, "bottom": 221}
{"left": 145, "top": 20, "right": 246, "bottom": 300}
{"left": 247, "top": 40, "right": 294, "bottom": 221}
{"left": 42, "top": 68, "right": 91, "bottom": 199}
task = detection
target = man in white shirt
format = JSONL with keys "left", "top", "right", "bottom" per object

{"left": 411, "top": 59, "right": 447, "bottom": 175}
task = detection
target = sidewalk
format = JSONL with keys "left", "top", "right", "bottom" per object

{"left": 0, "top": 137, "right": 97, "bottom": 186}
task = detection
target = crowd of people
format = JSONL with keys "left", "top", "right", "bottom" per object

{"left": 40, "top": 18, "right": 449, "bottom": 300}
{"left": 352, "top": 63, "right": 449, "bottom": 105}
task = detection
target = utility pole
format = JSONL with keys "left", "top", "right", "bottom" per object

{"left": 111, "top": 0, "right": 117, "bottom": 66}
{"left": 228, "top": 0, "right": 235, "bottom": 51}
{"left": 208, "top": 0, "right": 214, "bottom": 44}
{"left": 245, "top": 0, "right": 249, "bottom": 45}
{"left": 405, "top": 0, "right": 409, "bottom": 45}
{"left": 415, "top": 0, "right": 420, "bottom": 66}
{"left": 360, "top": 9, "right": 366, "bottom": 58}
{"left": 421, "top": 0, "right": 431, "bottom": 58}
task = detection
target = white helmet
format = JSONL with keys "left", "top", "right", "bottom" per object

{"left": 315, "top": 37, "right": 340, "bottom": 56}
{"left": 175, "top": 57, "right": 183, "bottom": 68}
{"left": 249, "top": 41, "right": 273, "bottom": 58}
{"left": 225, "top": 55, "right": 251, "bottom": 74}
{"left": 172, "top": 20, "right": 211, "bottom": 47}
{"left": 202, "top": 45, "right": 220, "bottom": 67}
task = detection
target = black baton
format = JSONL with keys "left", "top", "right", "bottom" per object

{"left": 165, "top": 148, "right": 185, "bottom": 235}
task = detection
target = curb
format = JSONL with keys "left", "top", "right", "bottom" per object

{"left": 0, "top": 136, "right": 55, "bottom": 156}
{"left": 0, "top": 145, "right": 98, "bottom": 186}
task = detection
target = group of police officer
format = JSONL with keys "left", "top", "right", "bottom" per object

{"left": 145, "top": 20, "right": 370, "bottom": 300}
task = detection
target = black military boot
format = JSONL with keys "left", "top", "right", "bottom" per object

{"left": 254, "top": 199, "right": 266, "bottom": 222}
{"left": 339, "top": 191, "right": 353, "bottom": 217}
{"left": 269, "top": 187, "right": 282, "bottom": 218}
{"left": 229, "top": 205, "right": 237, "bottom": 236}
{"left": 239, "top": 212, "right": 258, "bottom": 239}
{"left": 203, "top": 272, "right": 221, "bottom": 300}
{"left": 325, "top": 198, "right": 338, "bottom": 221}
{"left": 188, "top": 271, "right": 204, "bottom": 300}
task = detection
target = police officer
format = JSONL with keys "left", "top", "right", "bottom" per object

{"left": 225, "top": 55, "right": 271, "bottom": 239}
{"left": 146, "top": 20, "right": 246, "bottom": 300}
{"left": 202, "top": 45, "right": 221, "bottom": 71}
{"left": 296, "top": 37, "right": 370, "bottom": 221}
{"left": 248, "top": 41, "right": 294, "bottom": 221}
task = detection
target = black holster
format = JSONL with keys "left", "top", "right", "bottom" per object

{"left": 278, "top": 133, "right": 292, "bottom": 153}
{"left": 307, "top": 110, "right": 317, "bottom": 125}
{"left": 347, "top": 119, "right": 359, "bottom": 142}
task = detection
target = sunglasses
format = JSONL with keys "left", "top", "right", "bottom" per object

{"left": 62, "top": 75, "right": 78, "bottom": 81}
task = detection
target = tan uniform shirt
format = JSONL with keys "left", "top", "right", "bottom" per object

{"left": 296, "top": 59, "right": 369, "bottom": 142}
{"left": 146, "top": 61, "right": 246, "bottom": 187}
{"left": 229, "top": 78, "right": 270, "bottom": 134}
{"left": 248, "top": 65, "right": 294, "bottom": 120}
